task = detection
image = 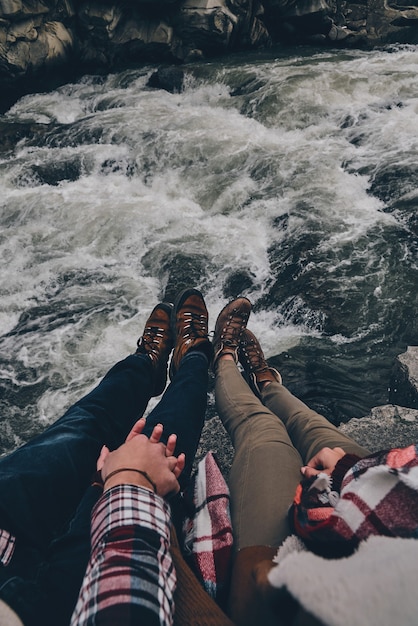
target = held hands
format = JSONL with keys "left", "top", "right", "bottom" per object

{"left": 97, "top": 418, "right": 185, "bottom": 498}
{"left": 301, "top": 446, "right": 346, "bottom": 479}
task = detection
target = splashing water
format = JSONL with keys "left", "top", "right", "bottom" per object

{"left": 1, "top": 45, "right": 417, "bottom": 453}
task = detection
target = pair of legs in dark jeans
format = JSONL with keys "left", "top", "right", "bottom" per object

{"left": 0, "top": 350, "right": 209, "bottom": 626}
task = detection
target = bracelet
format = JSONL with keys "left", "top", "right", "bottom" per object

{"left": 103, "top": 468, "right": 157, "bottom": 493}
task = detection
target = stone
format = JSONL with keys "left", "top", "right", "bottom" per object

{"left": 112, "top": 18, "right": 173, "bottom": 46}
{"left": 3, "top": 0, "right": 418, "bottom": 105}
{"left": 339, "top": 404, "right": 418, "bottom": 451}
{"left": 175, "top": 5, "right": 237, "bottom": 51}
{"left": 0, "top": 120, "right": 48, "bottom": 153}
{"left": 78, "top": 2, "right": 122, "bottom": 31}
{"left": 147, "top": 65, "right": 185, "bottom": 92}
{"left": 390, "top": 346, "right": 418, "bottom": 409}
{"left": 0, "top": 0, "right": 23, "bottom": 17}
{"left": 8, "top": 18, "right": 39, "bottom": 41}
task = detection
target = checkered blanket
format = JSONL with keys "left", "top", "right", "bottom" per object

{"left": 183, "top": 452, "right": 233, "bottom": 605}
{"left": 291, "top": 444, "right": 418, "bottom": 553}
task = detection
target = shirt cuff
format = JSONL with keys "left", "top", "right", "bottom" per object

{"left": 0, "top": 529, "right": 15, "bottom": 566}
{"left": 331, "top": 454, "right": 361, "bottom": 492}
{"left": 90, "top": 484, "right": 171, "bottom": 550}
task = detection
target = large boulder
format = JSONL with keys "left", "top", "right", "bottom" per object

{"left": 75, "top": 0, "right": 269, "bottom": 67}
{"left": 342, "top": 0, "right": 418, "bottom": 46}
{"left": 0, "top": 18, "right": 74, "bottom": 83}
{"left": 77, "top": 8, "right": 179, "bottom": 67}
{"left": 339, "top": 404, "right": 418, "bottom": 451}
{"left": 1, "top": 0, "right": 418, "bottom": 111}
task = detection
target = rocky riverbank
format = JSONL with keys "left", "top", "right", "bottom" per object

{"left": 197, "top": 346, "right": 418, "bottom": 476}
{"left": 1, "top": 0, "right": 418, "bottom": 106}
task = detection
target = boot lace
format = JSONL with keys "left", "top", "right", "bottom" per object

{"left": 220, "top": 308, "right": 250, "bottom": 348}
{"left": 137, "top": 325, "right": 166, "bottom": 362}
{"left": 181, "top": 311, "right": 208, "bottom": 340}
{"left": 239, "top": 335, "right": 267, "bottom": 374}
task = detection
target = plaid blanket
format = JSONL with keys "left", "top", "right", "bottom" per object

{"left": 291, "top": 444, "right": 418, "bottom": 554}
{"left": 183, "top": 452, "right": 233, "bottom": 605}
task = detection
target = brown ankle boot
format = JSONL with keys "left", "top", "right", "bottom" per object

{"left": 135, "top": 302, "right": 174, "bottom": 396}
{"left": 212, "top": 297, "right": 252, "bottom": 368}
{"left": 238, "top": 328, "right": 282, "bottom": 396}
{"left": 169, "top": 288, "right": 212, "bottom": 378}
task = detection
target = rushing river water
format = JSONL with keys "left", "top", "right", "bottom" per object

{"left": 0, "top": 44, "right": 417, "bottom": 455}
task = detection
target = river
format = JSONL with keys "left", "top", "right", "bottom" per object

{"left": 0, "top": 44, "right": 417, "bottom": 455}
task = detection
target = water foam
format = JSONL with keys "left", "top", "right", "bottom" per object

{"left": 1, "top": 46, "right": 418, "bottom": 449}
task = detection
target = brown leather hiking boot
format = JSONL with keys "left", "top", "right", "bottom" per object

{"left": 238, "top": 328, "right": 282, "bottom": 396}
{"left": 169, "top": 288, "right": 212, "bottom": 378}
{"left": 212, "top": 297, "right": 252, "bottom": 368}
{"left": 136, "top": 302, "right": 174, "bottom": 396}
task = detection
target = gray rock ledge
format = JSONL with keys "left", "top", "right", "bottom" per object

{"left": 2, "top": 0, "right": 418, "bottom": 102}
{"left": 197, "top": 346, "right": 418, "bottom": 476}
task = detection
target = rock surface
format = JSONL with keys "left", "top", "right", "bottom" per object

{"left": 340, "top": 403, "right": 418, "bottom": 452}
{"left": 389, "top": 345, "right": 418, "bottom": 409}
{"left": 1, "top": 0, "right": 418, "bottom": 100}
{"left": 196, "top": 346, "right": 418, "bottom": 477}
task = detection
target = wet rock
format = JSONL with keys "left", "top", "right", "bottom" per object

{"left": 2, "top": 0, "right": 418, "bottom": 112}
{"left": 368, "top": 163, "right": 418, "bottom": 204}
{"left": 0, "top": 120, "right": 48, "bottom": 152}
{"left": 223, "top": 270, "right": 257, "bottom": 299}
{"left": 147, "top": 65, "right": 185, "bottom": 92}
{"left": 18, "top": 156, "right": 83, "bottom": 185}
{"left": 0, "top": 19, "right": 74, "bottom": 81}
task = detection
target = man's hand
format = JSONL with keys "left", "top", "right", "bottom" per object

{"left": 301, "top": 446, "right": 346, "bottom": 479}
{"left": 97, "top": 418, "right": 185, "bottom": 498}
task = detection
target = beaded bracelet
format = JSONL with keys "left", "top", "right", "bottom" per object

{"left": 103, "top": 467, "right": 157, "bottom": 493}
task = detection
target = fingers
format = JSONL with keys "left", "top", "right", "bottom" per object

{"left": 149, "top": 423, "right": 164, "bottom": 444}
{"left": 125, "top": 417, "right": 147, "bottom": 442}
{"left": 103, "top": 422, "right": 184, "bottom": 498}
{"left": 306, "top": 448, "right": 326, "bottom": 469}
{"left": 172, "top": 453, "right": 186, "bottom": 479}
{"left": 302, "top": 446, "right": 347, "bottom": 478}
{"left": 96, "top": 445, "right": 110, "bottom": 471}
{"left": 301, "top": 466, "right": 320, "bottom": 479}
{"left": 166, "top": 433, "right": 177, "bottom": 457}
{"left": 129, "top": 422, "right": 178, "bottom": 454}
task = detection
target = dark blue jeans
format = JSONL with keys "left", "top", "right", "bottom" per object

{"left": 0, "top": 350, "right": 208, "bottom": 626}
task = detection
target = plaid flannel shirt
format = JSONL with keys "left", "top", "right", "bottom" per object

{"left": 0, "top": 528, "right": 15, "bottom": 566}
{"left": 71, "top": 484, "right": 176, "bottom": 626}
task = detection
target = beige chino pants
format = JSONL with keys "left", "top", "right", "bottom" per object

{"left": 215, "top": 360, "right": 370, "bottom": 550}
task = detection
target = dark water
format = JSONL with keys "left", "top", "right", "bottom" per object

{"left": 0, "top": 45, "right": 417, "bottom": 454}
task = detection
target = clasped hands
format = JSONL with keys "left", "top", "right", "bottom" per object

{"left": 96, "top": 418, "right": 185, "bottom": 498}
{"left": 301, "top": 446, "right": 346, "bottom": 479}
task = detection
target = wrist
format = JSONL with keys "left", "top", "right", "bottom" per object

{"left": 103, "top": 468, "right": 157, "bottom": 493}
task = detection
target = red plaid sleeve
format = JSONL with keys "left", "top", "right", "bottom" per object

{"left": 0, "top": 529, "right": 15, "bottom": 566}
{"left": 71, "top": 484, "right": 176, "bottom": 626}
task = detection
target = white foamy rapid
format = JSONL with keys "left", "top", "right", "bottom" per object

{"left": 1, "top": 45, "right": 417, "bottom": 451}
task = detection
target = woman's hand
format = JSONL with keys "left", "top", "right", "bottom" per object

{"left": 301, "top": 446, "right": 346, "bottom": 479}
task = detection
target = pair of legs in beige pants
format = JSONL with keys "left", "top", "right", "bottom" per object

{"left": 215, "top": 359, "right": 370, "bottom": 550}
